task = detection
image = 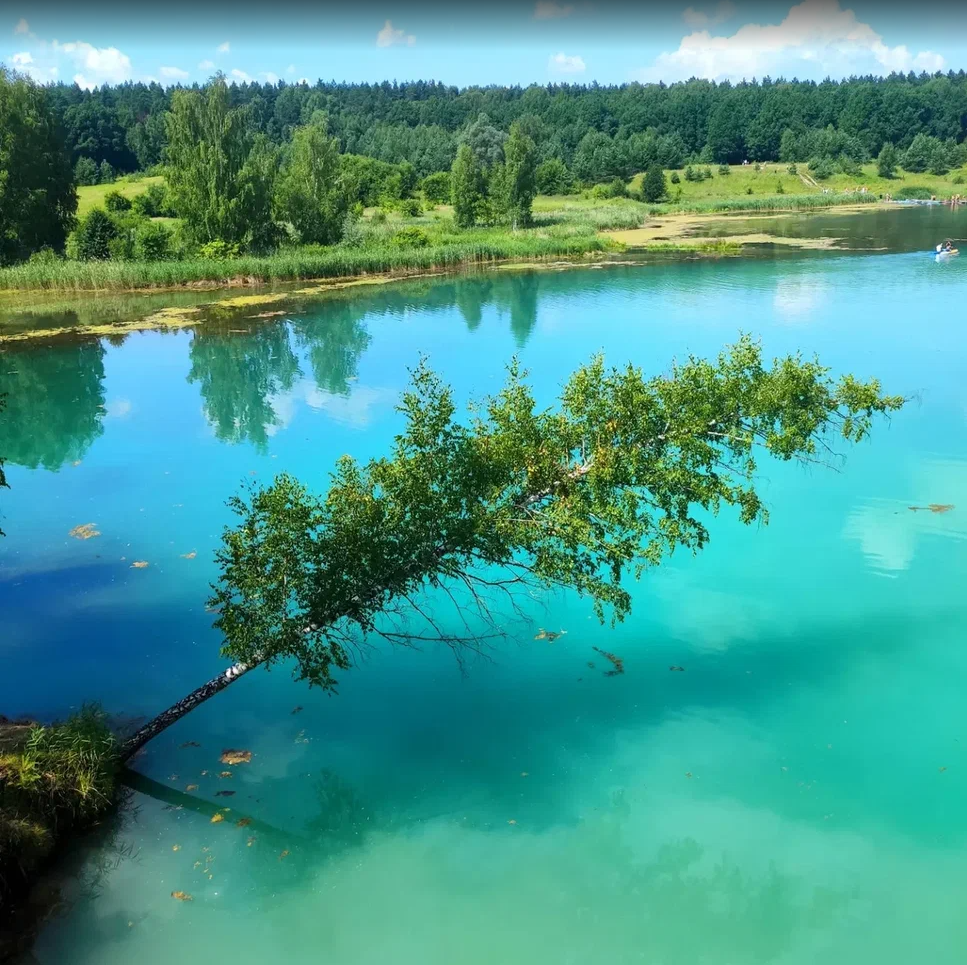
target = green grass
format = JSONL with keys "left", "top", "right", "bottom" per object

{"left": 632, "top": 161, "right": 967, "bottom": 204}
{"left": 76, "top": 175, "right": 164, "bottom": 216}
{"left": 1, "top": 708, "right": 119, "bottom": 954}
{"left": 10, "top": 162, "right": 952, "bottom": 294}
{"left": 0, "top": 230, "right": 614, "bottom": 293}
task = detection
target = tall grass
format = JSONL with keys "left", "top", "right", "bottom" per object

{"left": 0, "top": 233, "right": 612, "bottom": 293}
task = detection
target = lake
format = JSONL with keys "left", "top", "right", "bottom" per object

{"left": 2, "top": 207, "right": 967, "bottom": 964}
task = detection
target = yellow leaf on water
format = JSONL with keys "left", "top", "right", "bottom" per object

{"left": 220, "top": 749, "right": 252, "bottom": 765}
{"left": 181, "top": 551, "right": 197, "bottom": 559}
{"left": 172, "top": 844, "right": 181, "bottom": 852}
{"left": 170, "top": 891, "right": 192, "bottom": 902}
{"left": 219, "top": 771, "right": 233, "bottom": 779}
{"left": 186, "top": 784, "right": 198, "bottom": 792}
{"left": 69, "top": 523, "right": 100, "bottom": 540}
{"left": 131, "top": 560, "right": 149, "bottom": 569}
{"left": 247, "top": 837, "right": 256, "bottom": 847}
{"left": 279, "top": 849, "right": 290, "bottom": 860}
{"left": 507, "top": 819, "right": 517, "bottom": 826}
{"left": 210, "top": 813, "right": 224, "bottom": 824}
{"left": 236, "top": 817, "right": 252, "bottom": 828}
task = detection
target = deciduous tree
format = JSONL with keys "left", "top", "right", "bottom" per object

{"left": 0, "top": 68, "right": 77, "bottom": 265}
{"left": 120, "top": 338, "right": 903, "bottom": 758}
{"left": 274, "top": 112, "right": 347, "bottom": 246}
{"left": 450, "top": 143, "right": 484, "bottom": 228}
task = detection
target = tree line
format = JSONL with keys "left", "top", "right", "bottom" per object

{"left": 39, "top": 71, "right": 967, "bottom": 179}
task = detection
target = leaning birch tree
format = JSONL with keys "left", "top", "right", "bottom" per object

{"left": 120, "top": 337, "right": 903, "bottom": 759}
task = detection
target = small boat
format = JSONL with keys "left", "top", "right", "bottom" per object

{"left": 935, "top": 248, "right": 959, "bottom": 260}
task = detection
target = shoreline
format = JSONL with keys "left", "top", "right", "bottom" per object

{"left": 0, "top": 199, "right": 914, "bottom": 344}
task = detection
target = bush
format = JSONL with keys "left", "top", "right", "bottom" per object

{"left": 776, "top": 182, "right": 785, "bottom": 194}
{"left": 754, "top": 163, "right": 761, "bottom": 173}
{"left": 589, "top": 178, "right": 627, "bottom": 200}
{"left": 390, "top": 226, "right": 430, "bottom": 249}
{"left": 134, "top": 221, "right": 173, "bottom": 260}
{"left": 74, "top": 209, "right": 118, "bottom": 260}
{"left": 371, "top": 209, "right": 388, "bottom": 225}
{"left": 894, "top": 186, "right": 933, "bottom": 200}
{"left": 398, "top": 198, "right": 423, "bottom": 217}
{"left": 535, "top": 158, "right": 571, "bottom": 195}
{"left": 669, "top": 171, "right": 680, "bottom": 184}
{"left": 746, "top": 187, "right": 753, "bottom": 194}
{"left": 27, "top": 248, "right": 61, "bottom": 266}
{"left": 103, "top": 190, "right": 132, "bottom": 213}
{"left": 787, "top": 164, "right": 798, "bottom": 175}
{"left": 98, "top": 160, "right": 115, "bottom": 184}
{"left": 838, "top": 155, "right": 862, "bottom": 176}
{"left": 683, "top": 165, "right": 699, "bottom": 182}
{"left": 131, "top": 182, "right": 171, "bottom": 218}
{"left": 421, "top": 171, "right": 451, "bottom": 204}
{"left": 198, "top": 240, "right": 241, "bottom": 259}
{"left": 953, "top": 174, "right": 965, "bottom": 185}
{"left": 717, "top": 164, "right": 730, "bottom": 176}
{"left": 808, "top": 156, "right": 835, "bottom": 180}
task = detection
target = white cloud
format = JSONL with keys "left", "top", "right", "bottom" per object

{"left": 217, "top": 41, "right": 230, "bottom": 54}
{"left": 198, "top": 59, "right": 215, "bottom": 70}
{"left": 376, "top": 20, "right": 415, "bottom": 48}
{"left": 641, "top": 0, "right": 945, "bottom": 83}
{"left": 683, "top": 1, "right": 736, "bottom": 28}
{"left": 160, "top": 65, "right": 189, "bottom": 80}
{"left": 534, "top": 1, "right": 574, "bottom": 18}
{"left": 52, "top": 41, "right": 132, "bottom": 88}
{"left": 260, "top": 71, "right": 279, "bottom": 84}
{"left": 104, "top": 399, "right": 132, "bottom": 420}
{"left": 11, "top": 50, "right": 32, "bottom": 65}
{"left": 286, "top": 63, "right": 295, "bottom": 74}
{"left": 548, "top": 51, "right": 586, "bottom": 74}
{"left": 14, "top": 17, "right": 30, "bottom": 34}
{"left": 230, "top": 68, "right": 252, "bottom": 83}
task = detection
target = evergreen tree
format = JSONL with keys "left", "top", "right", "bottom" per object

{"left": 641, "top": 163, "right": 668, "bottom": 203}
{"left": 98, "top": 160, "right": 115, "bottom": 184}
{"left": 902, "top": 133, "right": 933, "bottom": 174}
{"left": 274, "top": 112, "right": 347, "bottom": 245}
{"left": 928, "top": 143, "right": 949, "bottom": 176}
{"left": 74, "top": 208, "right": 118, "bottom": 261}
{"left": 450, "top": 143, "right": 483, "bottom": 229}
{"left": 0, "top": 68, "right": 77, "bottom": 264}
{"left": 876, "top": 142, "right": 897, "bottom": 179}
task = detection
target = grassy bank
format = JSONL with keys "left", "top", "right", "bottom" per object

{"left": 628, "top": 161, "right": 967, "bottom": 203}
{"left": 1, "top": 709, "right": 119, "bottom": 959}
{"left": 75, "top": 175, "right": 165, "bottom": 216}
{"left": 0, "top": 231, "right": 614, "bottom": 293}
{"left": 2, "top": 165, "right": 942, "bottom": 295}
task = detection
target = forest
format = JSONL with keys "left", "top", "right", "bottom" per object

{"left": 43, "top": 71, "right": 967, "bottom": 180}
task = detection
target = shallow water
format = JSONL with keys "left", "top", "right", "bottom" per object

{"left": 3, "top": 209, "right": 967, "bottom": 964}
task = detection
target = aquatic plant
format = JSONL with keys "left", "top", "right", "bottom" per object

{"left": 119, "top": 337, "right": 903, "bottom": 757}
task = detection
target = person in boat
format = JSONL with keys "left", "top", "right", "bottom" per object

{"left": 937, "top": 239, "right": 954, "bottom": 253}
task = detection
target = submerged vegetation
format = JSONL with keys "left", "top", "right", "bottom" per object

{"left": 0, "top": 708, "right": 119, "bottom": 957}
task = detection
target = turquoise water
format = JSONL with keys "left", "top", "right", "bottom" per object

{"left": 3, "top": 214, "right": 967, "bottom": 963}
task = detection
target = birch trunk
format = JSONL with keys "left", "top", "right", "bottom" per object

{"left": 120, "top": 660, "right": 259, "bottom": 762}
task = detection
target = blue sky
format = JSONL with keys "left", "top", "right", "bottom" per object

{"left": 6, "top": 0, "right": 967, "bottom": 90}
